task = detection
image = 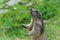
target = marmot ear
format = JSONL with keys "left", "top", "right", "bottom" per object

{"left": 36, "top": 10, "right": 38, "bottom": 13}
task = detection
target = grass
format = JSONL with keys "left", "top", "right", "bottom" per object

{"left": 0, "top": 14, "right": 60, "bottom": 40}
{"left": 0, "top": 0, "right": 60, "bottom": 40}
{"left": 45, "top": 14, "right": 60, "bottom": 40}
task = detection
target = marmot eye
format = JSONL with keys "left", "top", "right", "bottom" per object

{"left": 36, "top": 11, "right": 38, "bottom": 13}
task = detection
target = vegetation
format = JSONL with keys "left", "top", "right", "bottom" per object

{"left": 0, "top": 0, "right": 60, "bottom": 40}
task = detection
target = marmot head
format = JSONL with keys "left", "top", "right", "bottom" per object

{"left": 30, "top": 8, "right": 42, "bottom": 20}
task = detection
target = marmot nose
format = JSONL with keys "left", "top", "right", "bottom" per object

{"left": 30, "top": 8, "right": 35, "bottom": 13}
